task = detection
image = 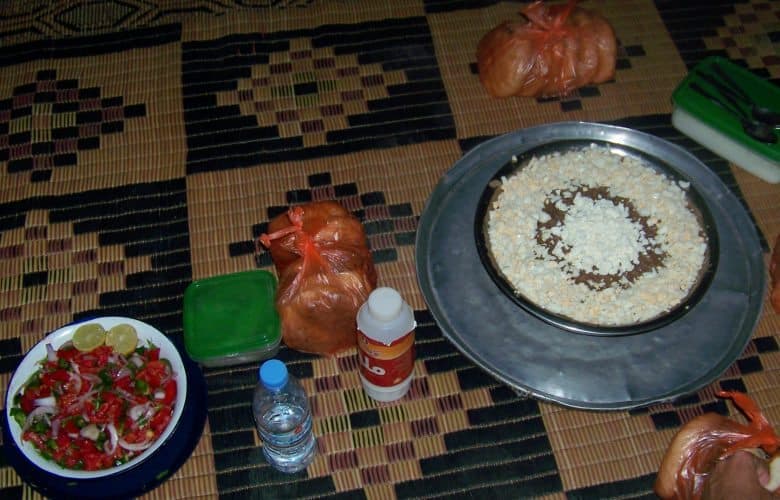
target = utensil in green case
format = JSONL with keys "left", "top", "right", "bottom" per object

{"left": 183, "top": 270, "right": 281, "bottom": 367}
{"left": 671, "top": 56, "right": 779, "bottom": 183}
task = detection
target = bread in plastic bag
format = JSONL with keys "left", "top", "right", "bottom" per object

{"left": 259, "top": 201, "right": 377, "bottom": 355}
{"left": 476, "top": 0, "right": 616, "bottom": 98}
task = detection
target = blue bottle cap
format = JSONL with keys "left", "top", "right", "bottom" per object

{"left": 259, "top": 359, "right": 288, "bottom": 390}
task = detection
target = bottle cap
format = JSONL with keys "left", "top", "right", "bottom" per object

{"left": 357, "top": 287, "right": 416, "bottom": 345}
{"left": 367, "top": 287, "right": 403, "bottom": 322}
{"left": 259, "top": 359, "right": 288, "bottom": 390}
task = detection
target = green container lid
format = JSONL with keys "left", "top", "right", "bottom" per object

{"left": 672, "top": 56, "right": 779, "bottom": 163}
{"left": 183, "top": 270, "right": 281, "bottom": 367}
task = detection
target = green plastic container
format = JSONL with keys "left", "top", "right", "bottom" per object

{"left": 671, "top": 56, "right": 779, "bottom": 182}
{"left": 183, "top": 270, "right": 281, "bottom": 367}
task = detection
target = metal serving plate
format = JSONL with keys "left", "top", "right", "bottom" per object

{"left": 415, "top": 122, "right": 765, "bottom": 410}
{"left": 473, "top": 139, "right": 719, "bottom": 336}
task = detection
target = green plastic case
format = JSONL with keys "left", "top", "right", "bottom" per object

{"left": 671, "top": 56, "right": 779, "bottom": 163}
{"left": 183, "top": 270, "right": 281, "bottom": 367}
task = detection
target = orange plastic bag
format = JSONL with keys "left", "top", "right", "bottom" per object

{"left": 259, "top": 201, "right": 377, "bottom": 355}
{"left": 476, "top": 0, "right": 616, "bottom": 98}
{"left": 655, "top": 391, "right": 780, "bottom": 499}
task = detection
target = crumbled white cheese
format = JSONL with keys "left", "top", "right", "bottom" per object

{"left": 486, "top": 145, "right": 708, "bottom": 326}
{"left": 552, "top": 194, "right": 647, "bottom": 275}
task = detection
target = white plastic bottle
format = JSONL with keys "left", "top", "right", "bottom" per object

{"left": 356, "top": 287, "right": 416, "bottom": 402}
{"left": 252, "top": 359, "right": 316, "bottom": 472}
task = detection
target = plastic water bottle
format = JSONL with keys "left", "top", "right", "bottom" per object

{"left": 252, "top": 359, "right": 316, "bottom": 473}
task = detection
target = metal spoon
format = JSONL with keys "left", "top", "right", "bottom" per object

{"left": 688, "top": 82, "right": 777, "bottom": 144}
{"left": 710, "top": 63, "right": 780, "bottom": 126}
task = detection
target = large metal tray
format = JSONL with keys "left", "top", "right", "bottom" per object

{"left": 415, "top": 122, "right": 766, "bottom": 410}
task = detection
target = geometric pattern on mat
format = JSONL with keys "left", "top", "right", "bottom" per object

{"left": 0, "top": 69, "right": 146, "bottom": 184}
{"left": 423, "top": 0, "right": 516, "bottom": 14}
{"left": 564, "top": 473, "right": 656, "bottom": 499}
{"left": 0, "top": 1, "right": 317, "bottom": 45}
{"left": 0, "top": 177, "right": 191, "bottom": 362}
{"left": 207, "top": 310, "right": 563, "bottom": 498}
{"left": 227, "top": 172, "right": 418, "bottom": 267}
{"left": 182, "top": 16, "right": 456, "bottom": 174}
{"left": 0, "top": 2, "right": 775, "bottom": 499}
{"left": 655, "top": 0, "right": 780, "bottom": 78}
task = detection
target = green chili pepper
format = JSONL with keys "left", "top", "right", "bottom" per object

{"left": 98, "top": 369, "right": 113, "bottom": 388}
{"left": 73, "top": 415, "right": 87, "bottom": 428}
{"left": 25, "top": 372, "right": 41, "bottom": 389}
{"left": 135, "top": 379, "right": 149, "bottom": 395}
{"left": 10, "top": 407, "right": 25, "bottom": 427}
{"left": 32, "top": 418, "right": 49, "bottom": 434}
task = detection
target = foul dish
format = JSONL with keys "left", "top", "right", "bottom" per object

{"left": 475, "top": 140, "right": 718, "bottom": 335}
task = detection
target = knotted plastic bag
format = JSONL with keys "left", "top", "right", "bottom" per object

{"left": 259, "top": 201, "right": 377, "bottom": 355}
{"left": 476, "top": 0, "right": 617, "bottom": 98}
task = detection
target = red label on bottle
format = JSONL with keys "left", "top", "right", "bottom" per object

{"left": 357, "top": 330, "right": 415, "bottom": 387}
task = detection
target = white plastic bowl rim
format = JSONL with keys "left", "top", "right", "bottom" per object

{"left": 5, "top": 316, "right": 188, "bottom": 479}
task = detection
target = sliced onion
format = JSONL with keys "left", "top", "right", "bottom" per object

{"left": 116, "top": 366, "right": 133, "bottom": 379}
{"left": 33, "top": 395, "right": 57, "bottom": 408}
{"left": 66, "top": 389, "right": 97, "bottom": 413}
{"left": 129, "top": 403, "right": 151, "bottom": 421}
{"left": 51, "top": 418, "right": 61, "bottom": 438}
{"left": 160, "top": 370, "right": 174, "bottom": 387}
{"left": 22, "top": 405, "right": 56, "bottom": 431}
{"left": 115, "top": 387, "right": 136, "bottom": 403}
{"left": 118, "top": 437, "right": 153, "bottom": 452}
{"left": 81, "top": 373, "right": 100, "bottom": 385}
{"left": 68, "top": 371, "right": 82, "bottom": 394}
{"left": 80, "top": 423, "right": 100, "bottom": 440}
{"left": 46, "top": 343, "right": 57, "bottom": 362}
{"left": 129, "top": 355, "right": 144, "bottom": 368}
{"left": 154, "top": 390, "right": 165, "bottom": 400}
{"left": 104, "top": 422, "right": 118, "bottom": 455}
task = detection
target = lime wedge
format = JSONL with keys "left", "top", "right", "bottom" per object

{"left": 106, "top": 323, "right": 139, "bottom": 355}
{"left": 72, "top": 323, "right": 107, "bottom": 352}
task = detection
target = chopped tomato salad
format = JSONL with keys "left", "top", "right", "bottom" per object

{"left": 11, "top": 340, "right": 177, "bottom": 471}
